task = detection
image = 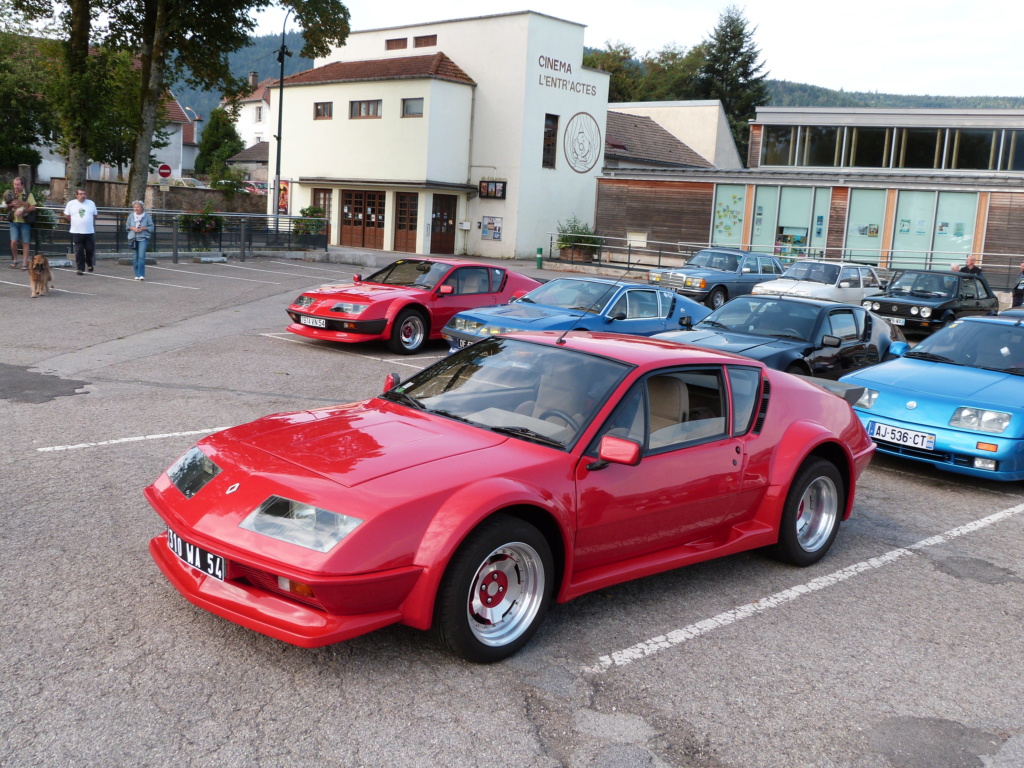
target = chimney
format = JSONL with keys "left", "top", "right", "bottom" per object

{"left": 248, "top": 71, "right": 258, "bottom": 89}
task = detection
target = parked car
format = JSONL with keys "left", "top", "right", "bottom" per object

{"left": 648, "top": 248, "right": 785, "bottom": 309}
{"left": 245, "top": 181, "right": 269, "bottom": 195}
{"left": 840, "top": 315, "right": 1024, "bottom": 480}
{"left": 173, "top": 177, "right": 211, "bottom": 189}
{"left": 146, "top": 331, "right": 875, "bottom": 662}
{"left": 862, "top": 269, "right": 999, "bottom": 334}
{"left": 286, "top": 258, "right": 541, "bottom": 354}
{"left": 655, "top": 295, "right": 907, "bottom": 379}
{"left": 752, "top": 260, "right": 885, "bottom": 303}
{"left": 440, "top": 277, "right": 710, "bottom": 352}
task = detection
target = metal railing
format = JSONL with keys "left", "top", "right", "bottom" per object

{"left": 546, "top": 233, "right": 1024, "bottom": 292}
{"left": 5, "top": 207, "right": 328, "bottom": 263}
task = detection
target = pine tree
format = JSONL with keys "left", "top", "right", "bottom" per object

{"left": 194, "top": 107, "right": 245, "bottom": 174}
{"left": 693, "top": 6, "right": 769, "bottom": 161}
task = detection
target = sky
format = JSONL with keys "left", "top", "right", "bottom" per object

{"left": 252, "top": 0, "right": 1021, "bottom": 98}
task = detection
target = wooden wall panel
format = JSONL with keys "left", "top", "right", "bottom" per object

{"left": 596, "top": 179, "right": 715, "bottom": 250}
{"left": 825, "top": 187, "right": 849, "bottom": 259}
{"left": 747, "top": 125, "right": 762, "bottom": 168}
{"left": 983, "top": 192, "right": 1024, "bottom": 256}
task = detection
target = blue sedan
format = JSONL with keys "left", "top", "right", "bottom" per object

{"left": 441, "top": 277, "right": 711, "bottom": 352}
{"left": 840, "top": 315, "right": 1024, "bottom": 481}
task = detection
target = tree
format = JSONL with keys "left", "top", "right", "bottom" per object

{"left": 0, "top": 33, "right": 54, "bottom": 168}
{"left": 194, "top": 107, "right": 244, "bottom": 174}
{"left": 692, "top": 6, "right": 769, "bottom": 160}
{"left": 640, "top": 43, "right": 706, "bottom": 102}
{"left": 116, "top": 0, "right": 353, "bottom": 205}
{"left": 583, "top": 42, "right": 645, "bottom": 103}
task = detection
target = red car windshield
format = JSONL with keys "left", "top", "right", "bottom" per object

{"left": 366, "top": 260, "right": 451, "bottom": 290}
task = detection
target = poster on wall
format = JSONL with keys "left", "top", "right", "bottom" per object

{"left": 482, "top": 216, "right": 502, "bottom": 240}
{"left": 278, "top": 180, "right": 290, "bottom": 215}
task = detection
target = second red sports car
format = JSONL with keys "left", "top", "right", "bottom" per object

{"left": 286, "top": 257, "right": 541, "bottom": 353}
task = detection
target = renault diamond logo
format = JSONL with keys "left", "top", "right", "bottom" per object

{"left": 226, "top": 483, "right": 240, "bottom": 494}
{"left": 906, "top": 401, "right": 917, "bottom": 410}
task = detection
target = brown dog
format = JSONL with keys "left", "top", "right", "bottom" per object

{"left": 29, "top": 254, "right": 53, "bottom": 298}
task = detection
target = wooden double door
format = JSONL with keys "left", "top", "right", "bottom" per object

{"left": 340, "top": 190, "right": 385, "bottom": 249}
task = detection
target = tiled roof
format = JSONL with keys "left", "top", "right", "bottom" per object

{"left": 236, "top": 78, "right": 275, "bottom": 105}
{"left": 228, "top": 141, "right": 270, "bottom": 163}
{"left": 281, "top": 52, "right": 475, "bottom": 87}
{"left": 605, "top": 111, "right": 714, "bottom": 169}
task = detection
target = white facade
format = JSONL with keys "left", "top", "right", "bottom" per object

{"left": 234, "top": 76, "right": 273, "bottom": 149}
{"left": 271, "top": 11, "right": 609, "bottom": 258}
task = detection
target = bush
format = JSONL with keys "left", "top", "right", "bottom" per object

{"left": 178, "top": 202, "right": 224, "bottom": 233}
{"left": 293, "top": 205, "right": 327, "bottom": 236}
{"left": 555, "top": 215, "right": 602, "bottom": 251}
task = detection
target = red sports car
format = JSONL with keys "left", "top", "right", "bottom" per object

{"left": 147, "top": 332, "right": 874, "bottom": 662}
{"left": 286, "top": 257, "right": 541, "bottom": 353}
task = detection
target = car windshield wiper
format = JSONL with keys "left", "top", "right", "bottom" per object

{"left": 518, "top": 296, "right": 535, "bottom": 303}
{"left": 977, "top": 365, "right": 1024, "bottom": 376}
{"left": 383, "top": 390, "right": 425, "bottom": 409}
{"left": 696, "top": 319, "right": 730, "bottom": 330}
{"left": 429, "top": 408, "right": 473, "bottom": 423}
{"left": 904, "top": 350, "right": 957, "bottom": 364}
{"left": 489, "top": 425, "right": 565, "bottom": 448}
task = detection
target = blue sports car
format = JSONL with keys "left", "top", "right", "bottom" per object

{"left": 441, "top": 277, "right": 711, "bottom": 352}
{"left": 840, "top": 315, "right": 1024, "bottom": 481}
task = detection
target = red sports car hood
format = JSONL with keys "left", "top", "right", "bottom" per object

{"left": 219, "top": 401, "right": 505, "bottom": 488}
{"left": 302, "top": 283, "right": 426, "bottom": 303}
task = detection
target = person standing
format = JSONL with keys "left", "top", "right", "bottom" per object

{"left": 5, "top": 176, "right": 36, "bottom": 270}
{"left": 63, "top": 188, "right": 98, "bottom": 275}
{"left": 126, "top": 200, "right": 154, "bottom": 281}
{"left": 959, "top": 254, "right": 982, "bottom": 275}
{"left": 1012, "top": 260, "right": 1024, "bottom": 308}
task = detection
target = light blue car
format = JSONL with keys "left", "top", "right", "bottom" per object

{"left": 441, "top": 277, "right": 711, "bottom": 352}
{"left": 840, "top": 315, "right": 1024, "bottom": 481}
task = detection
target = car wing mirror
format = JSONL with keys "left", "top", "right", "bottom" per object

{"left": 608, "top": 311, "right": 627, "bottom": 321}
{"left": 587, "top": 435, "right": 641, "bottom": 471}
{"left": 439, "top": 284, "right": 454, "bottom": 295}
{"left": 887, "top": 341, "right": 910, "bottom": 358}
{"left": 352, "top": 274, "right": 361, "bottom": 283}
{"left": 821, "top": 334, "right": 841, "bottom": 348}
{"left": 839, "top": 281, "right": 851, "bottom": 288}
{"left": 383, "top": 372, "right": 402, "bottom": 391}
{"left": 678, "top": 314, "right": 692, "bottom": 329}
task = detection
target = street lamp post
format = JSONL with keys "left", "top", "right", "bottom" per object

{"left": 274, "top": 8, "right": 294, "bottom": 233}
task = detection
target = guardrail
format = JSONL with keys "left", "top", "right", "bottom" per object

{"left": 4, "top": 208, "right": 328, "bottom": 263}
{"left": 545, "top": 234, "right": 1024, "bottom": 292}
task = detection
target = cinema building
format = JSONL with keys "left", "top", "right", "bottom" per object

{"left": 596, "top": 107, "right": 1024, "bottom": 286}
{"left": 269, "top": 11, "right": 609, "bottom": 258}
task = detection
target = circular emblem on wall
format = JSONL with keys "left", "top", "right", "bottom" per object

{"left": 563, "top": 112, "right": 602, "bottom": 174}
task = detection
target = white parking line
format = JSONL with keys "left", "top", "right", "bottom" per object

{"left": 149, "top": 265, "right": 280, "bottom": 284}
{"left": 55, "top": 268, "right": 199, "bottom": 290}
{"left": 218, "top": 263, "right": 344, "bottom": 279}
{"left": 259, "top": 332, "right": 445, "bottom": 369}
{"left": 582, "top": 501, "right": 1024, "bottom": 674}
{"left": 37, "top": 427, "right": 230, "bottom": 453}
{"left": 0, "top": 278, "right": 95, "bottom": 295}
{"left": 268, "top": 260, "right": 357, "bottom": 276}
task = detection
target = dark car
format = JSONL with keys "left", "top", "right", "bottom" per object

{"left": 648, "top": 248, "right": 785, "bottom": 310}
{"left": 862, "top": 269, "right": 999, "bottom": 334}
{"left": 655, "top": 295, "right": 907, "bottom": 379}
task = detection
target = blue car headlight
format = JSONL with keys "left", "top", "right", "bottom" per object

{"left": 167, "top": 446, "right": 221, "bottom": 499}
{"left": 449, "top": 317, "right": 485, "bottom": 333}
{"left": 240, "top": 495, "right": 362, "bottom": 552}
{"left": 949, "top": 407, "right": 1011, "bottom": 434}
{"left": 854, "top": 388, "right": 878, "bottom": 409}
{"left": 483, "top": 324, "right": 518, "bottom": 335}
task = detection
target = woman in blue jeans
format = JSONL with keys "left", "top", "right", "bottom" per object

{"left": 126, "top": 200, "right": 154, "bottom": 280}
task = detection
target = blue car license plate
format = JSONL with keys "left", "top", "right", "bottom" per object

{"left": 868, "top": 421, "right": 935, "bottom": 450}
{"left": 167, "top": 528, "right": 225, "bottom": 580}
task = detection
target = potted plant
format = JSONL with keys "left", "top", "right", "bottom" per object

{"left": 555, "top": 215, "right": 602, "bottom": 262}
{"left": 293, "top": 205, "right": 327, "bottom": 249}
{"left": 178, "top": 202, "right": 224, "bottom": 250}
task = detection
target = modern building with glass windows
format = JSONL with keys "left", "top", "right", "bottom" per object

{"left": 596, "top": 107, "right": 1024, "bottom": 289}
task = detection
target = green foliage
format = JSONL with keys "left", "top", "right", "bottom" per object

{"left": 0, "top": 33, "right": 53, "bottom": 167}
{"left": 178, "top": 202, "right": 224, "bottom": 233}
{"left": 293, "top": 205, "right": 326, "bottom": 235}
{"left": 195, "top": 107, "right": 245, "bottom": 174}
{"left": 555, "top": 215, "right": 602, "bottom": 251}
{"left": 209, "top": 162, "right": 247, "bottom": 199}
{"left": 692, "top": 5, "right": 769, "bottom": 158}
{"left": 641, "top": 43, "right": 706, "bottom": 101}
{"left": 583, "top": 42, "right": 645, "bottom": 103}
{"left": 767, "top": 80, "right": 1024, "bottom": 109}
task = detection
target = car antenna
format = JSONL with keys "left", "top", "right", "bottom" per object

{"left": 555, "top": 259, "right": 646, "bottom": 345}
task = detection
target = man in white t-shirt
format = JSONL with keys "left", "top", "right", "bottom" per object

{"left": 63, "top": 188, "right": 99, "bottom": 274}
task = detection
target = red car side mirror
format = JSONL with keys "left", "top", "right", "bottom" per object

{"left": 588, "top": 435, "right": 641, "bottom": 471}
{"left": 383, "top": 372, "right": 402, "bottom": 391}
{"left": 352, "top": 274, "right": 361, "bottom": 283}
{"left": 439, "top": 284, "right": 454, "bottom": 295}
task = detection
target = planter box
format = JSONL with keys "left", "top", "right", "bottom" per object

{"left": 559, "top": 245, "right": 597, "bottom": 263}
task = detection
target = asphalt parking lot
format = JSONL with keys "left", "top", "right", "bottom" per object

{"left": 1, "top": 254, "right": 1023, "bottom": 768}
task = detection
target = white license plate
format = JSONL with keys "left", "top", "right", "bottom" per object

{"left": 868, "top": 421, "right": 935, "bottom": 450}
{"left": 167, "top": 528, "right": 225, "bottom": 580}
{"left": 888, "top": 317, "right": 905, "bottom": 326}
{"left": 300, "top": 316, "right": 327, "bottom": 328}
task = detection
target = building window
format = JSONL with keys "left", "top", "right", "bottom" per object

{"left": 402, "top": 98, "right": 424, "bottom": 117}
{"left": 799, "top": 126, "right": 840, "bottom": 167}
{"left": 386, "top": 38, "right": 408, "bottom": 50}
{"left": 314, "top": 102, "right": 333, "bottom": 120}
{"left": 413, "top": 35, "right": 437, "bottom": 48}
{"left": 543, "top": 114, "right": 558, "bottom": 168}
{"left": 761, "top": 125, "right": 795, "bottom": 165}
{"left": 349, "top": 100, "right": 382, "bottom": 119}
{"left": 898, "top": 128, "right": 942, "bottom": 169}
{"left": 254, "top": 105, "right": 263, "bottom": 122}
{"left": 849, "top": 127, "right": 891, "bottom": 168}
{"left": 954, "top": 129, "right": 996, "bottom": 170}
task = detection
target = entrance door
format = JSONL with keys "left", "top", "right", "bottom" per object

{"left": 340, "top": 190, "right": 385, "bottom": 249}
{"left": 312, "top": 188, "right": 332, "bottom": 242}
{"left": 394, "top": 193, "right": 419, "bottom": 253}
{"left": 430, "top": 194, "right": 457, "bottom": 254}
